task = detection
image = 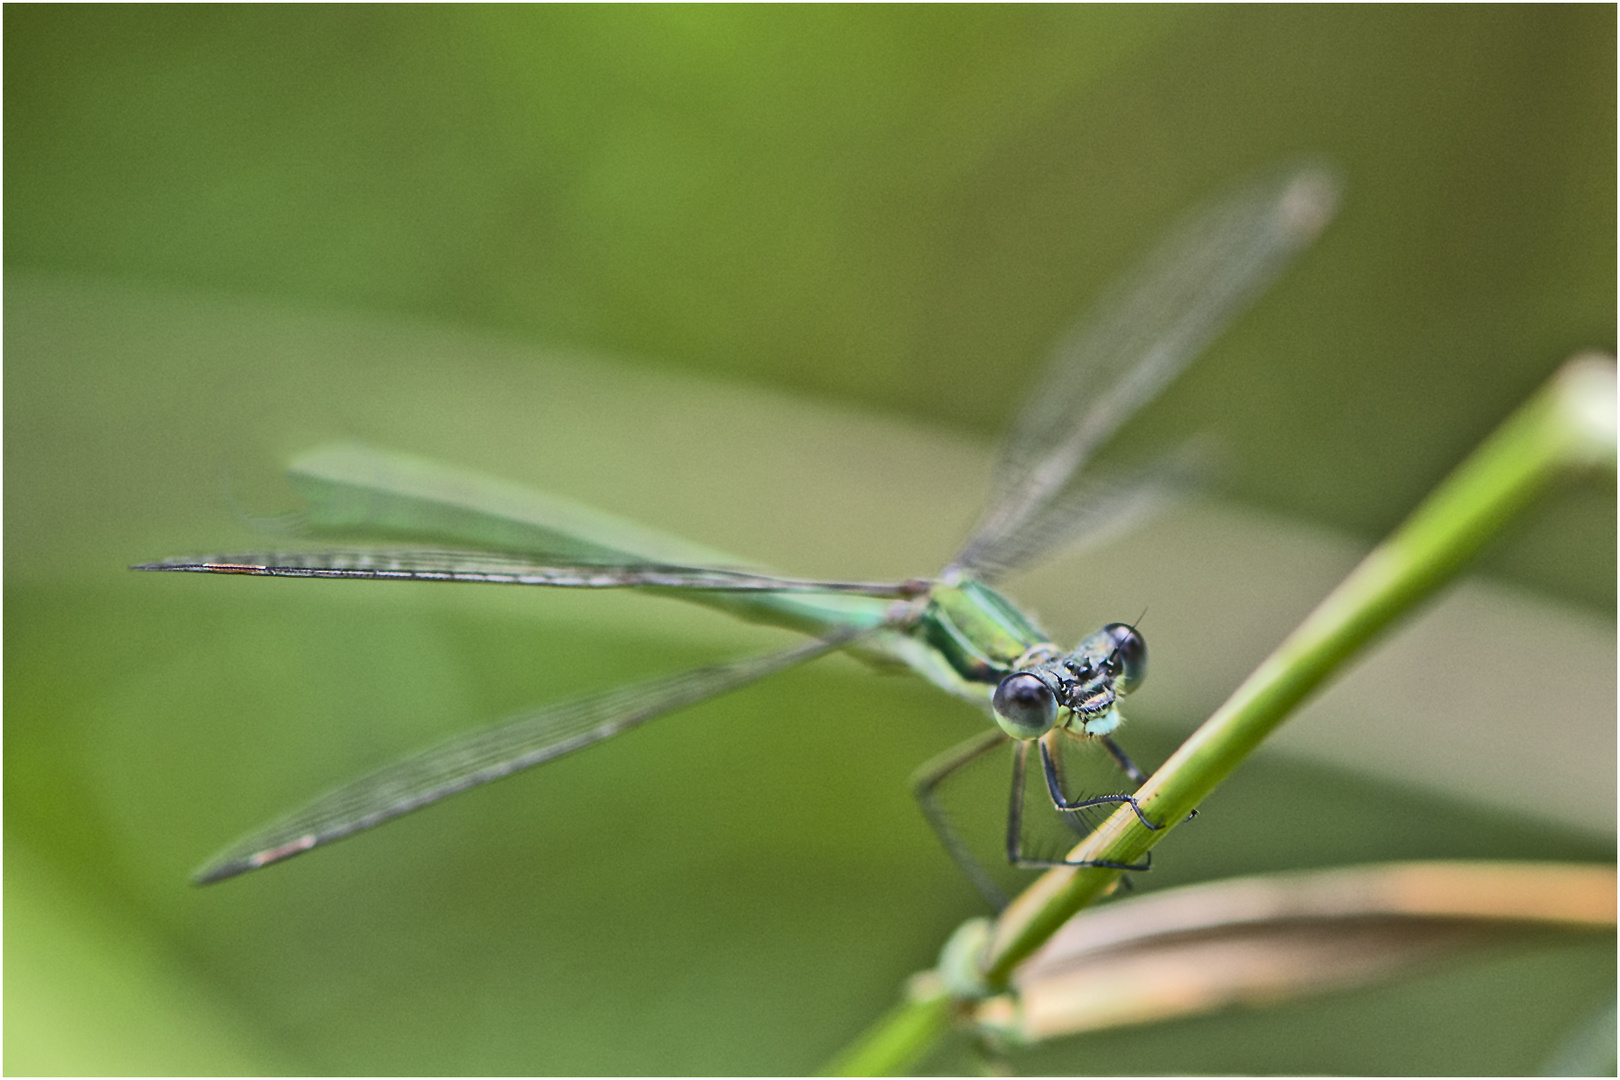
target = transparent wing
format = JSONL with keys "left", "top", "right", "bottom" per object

{"left": 183, "top": 442, "right": 902, "bottom": 637}
{"left": 194, "top": 632, "right": 856, "bottom": 884}
{"left": 134, "top": 548, "right": 921, "bottom": 598}
{"left": 950, "top": 442, "right": 1209, "bottom": 581}
{"left": 950, "top": 165, "right": 1340, "bottom": 578}
{"left": 281, "top": 442, "right": 754, "bottom": 565}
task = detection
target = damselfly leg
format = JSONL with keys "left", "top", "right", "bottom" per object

{"left": 1007, "top": 736, "right": 1151, "bottom": 874}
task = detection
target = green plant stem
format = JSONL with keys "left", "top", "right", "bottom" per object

{"left": 822, "top": 353, "right": 1615, "bottom": 1075}
{"left": 816, "top": 980, "right": 953, "bottom": 1077}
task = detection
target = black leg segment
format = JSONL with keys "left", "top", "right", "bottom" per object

{"left": 1007, "top": 740, "right": 1152, "bottom": 873}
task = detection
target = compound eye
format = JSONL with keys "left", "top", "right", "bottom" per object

{"left": 1104, "top": 623, "right": 1147, "bottom": 694}
{"left": 992, "top": 672, "right": 1058, "bottom": 740}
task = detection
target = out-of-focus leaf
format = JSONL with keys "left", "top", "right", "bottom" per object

{"left": 973, "top": 861, "right": 1615, "bottom": 1043}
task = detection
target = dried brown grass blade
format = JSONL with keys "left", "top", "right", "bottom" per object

{"left": 974, "top": 861, "right": 1615, "bottom": 1043}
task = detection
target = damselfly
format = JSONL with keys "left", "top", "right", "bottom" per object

{"left": 137, "top": 166, "right": 1339, "bottom": 900}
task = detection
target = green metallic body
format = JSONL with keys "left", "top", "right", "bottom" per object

{"left": 917, "top": 578, "right": 1049, "bottom": 684}
{"left": 289, "top": 446, "right": 1049, "bottom": 696}
{"left": 289, "top": 445, "right": 1129, "bottom": 736}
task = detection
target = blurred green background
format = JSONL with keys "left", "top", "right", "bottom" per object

{"left": 6, "top": 7, "right": 1614, "bottom": 1075}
